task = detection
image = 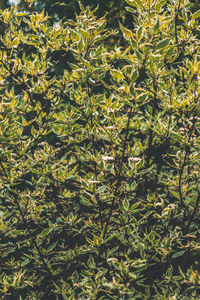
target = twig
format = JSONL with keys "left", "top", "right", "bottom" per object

{"left": 102, "top": 106, "right": 133, "bottom": 240}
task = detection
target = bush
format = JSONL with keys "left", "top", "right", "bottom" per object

{"left": 0, "top": 0, "right": 200, "bottom": 299}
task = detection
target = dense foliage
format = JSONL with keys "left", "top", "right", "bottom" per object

{"left": 0, "top": 0, "right": 129, "bottom": 28}
{"left": 0, "top": 0, "right": 200, "bottom": 298}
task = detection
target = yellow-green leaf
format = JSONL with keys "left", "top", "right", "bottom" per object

{"left": 119, "top": 22, "right": 133, "bottom": 39}
{"left": 126, "top": 0, "right": 143, "bottom": 7}
{"left": 193, "top": 10, "right": 200, "bottom": 19}
{"left": 111, "top": 69, "right": 124, "bottom": 80}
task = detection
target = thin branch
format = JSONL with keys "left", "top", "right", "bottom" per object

{"left": 178, "top": 153, "right": 190, "bottom": 225}
{"left": 10, "top": 190, "right": 52, "bottom": 276}
{"left": 102, "top": 106, "right": 133, "bottom": 240}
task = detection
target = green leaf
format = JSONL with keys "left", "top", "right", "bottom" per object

{"left": 77, "top": 37, "right": 84, "bottom": 52}
{"left": 131, "top": 68, "right": 139, "bottom": 82}
{"left": 80, "top": 196, "right": 92, "bottom": 206}
{"left": 21, "top": 258, "right": 30, "bottom": 266}
{"left": 135, "top": 49, "right": 143, "bottom": 62}
{"left": 154, "top": 17, "right": 159, "bottom": 32}
{"left": 99, "top": 72, "right": 106, "bottom": 80}
{"left": 129, "top": 202, "right": 141, "bottom": 212}
{"left": 87, "top": 256, "right": 96, "bottom": 269}
{"left": 97, "top": 185, "right": 107, "bottom": 193}
{"left": 47, "top": 242, "right": 58, "bottom": 253}
{"left": 119, "top": 21, "right": 133, "bottom": 39}
{"left": 44, "top": 259, "right": 51, "bottom": 269}
{"left": 156, "top": 38, "right": 170, "bottom": 50}
{"left": 131, "top": 38, "right": 138, "bottom": 49}
{"left": 130, "top": 84, "right": 136, "bottom": 97}
{"left": 66, "top": 165, "right": 78, "bottom": 180}
{"left": 123, "top": 199, "right": 130, "bottom": 211}
{"left": 172, "top": 250, "right": 185, "bottom": 259}
{"left": 148, "top": 230, "right": 155, "bottom": 241}
{"left": 72, "top": 271, "right": 79, "bottom": 283}
{"left": 170, "top": 190, "right": 180, "bottom": 200}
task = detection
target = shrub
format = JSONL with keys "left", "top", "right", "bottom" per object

{"left": 0, "top": 0, "right": 200, "bottom": 299}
